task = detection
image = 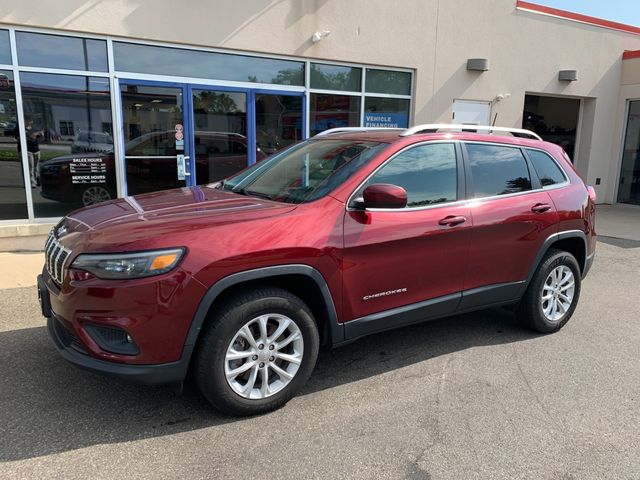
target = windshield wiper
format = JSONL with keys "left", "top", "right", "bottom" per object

{"left": 233, "top": 188, "right": 273, "bottom": 200}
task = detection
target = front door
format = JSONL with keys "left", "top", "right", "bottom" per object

{"left": 342, "top": 142, "right": 471, "bottom": 327}
{"left": 120, "top": 82, "right": 190, "bottom": 196}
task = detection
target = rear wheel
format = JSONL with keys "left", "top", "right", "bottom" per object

{"left": 517, "top": 248, "right": 581, "bottom": 333}
{"left": 195, "top": 287, "right": 319, "bottom": 416}
{"left": 81, "top": 185, "right": 112, "bottom": 206}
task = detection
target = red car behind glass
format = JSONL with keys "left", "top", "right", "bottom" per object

{"left": 38, "top": 131, "right": 264, "bottom": 205}
{"left": 38, "top": 125, "right": 596, "bottom": 416}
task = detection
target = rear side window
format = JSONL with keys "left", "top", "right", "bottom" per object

{"left": 466, "top": 144, "right": 532, "bottom": 197}
{"left": 526, "top": 149, "right": 567, "bottom": 187}
{"left": 366, "top": 143, "right": 457, "bottom": 207}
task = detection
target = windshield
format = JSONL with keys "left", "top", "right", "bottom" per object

{"left": 219, "top": 139, "right": 388, "bottom": 204}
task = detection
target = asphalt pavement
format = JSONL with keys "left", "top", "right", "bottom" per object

{"left": 1, "top": 241, "right": 639, "bottom": 479}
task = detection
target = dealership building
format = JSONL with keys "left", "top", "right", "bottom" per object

{"left": 1, "top": 0, "right": 640, "bottom": 248}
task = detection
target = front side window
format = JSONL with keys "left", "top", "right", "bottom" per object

{"left": 363, "top": 143, "right": 457, "bottom": 207}
{"left": 221, "top": 139, "right": 387, "bottom": 204}
{"left": 466, "top": 144, "right": 532, "bottom": 197}
{"left": 526, "top": 149, "right": 566, "bottom": 187}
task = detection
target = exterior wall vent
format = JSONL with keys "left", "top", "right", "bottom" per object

{"left": 466, "top": 58, "right": 489, "bottom": 71}
{"left": 559, "top": 70, "right": 578, "bottom": 81}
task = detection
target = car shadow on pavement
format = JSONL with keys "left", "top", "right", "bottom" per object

{"left": 1, "top": 307, "right": 537, "bottom": 462}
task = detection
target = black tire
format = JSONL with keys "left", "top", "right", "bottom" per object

{"left": 195, "top": 287, "right": 319, "bottom": 416}
{"left": 517, "top": 248, "right": 582, "bottom": 333}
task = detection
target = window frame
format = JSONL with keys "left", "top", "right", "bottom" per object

{"left": 347, "top": 140, "right": 466, "bottom": 211}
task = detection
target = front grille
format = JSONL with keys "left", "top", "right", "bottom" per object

{"left": 44, "top": 230, "right": 71, "bottom": 285}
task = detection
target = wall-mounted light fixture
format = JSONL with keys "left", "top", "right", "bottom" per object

{"left": 467, "top": 58, "right": 489, "bottom": 71}
{"left": 312, "top": 30, "right": 331, "bottom": 43}
{"left": 558, "top": 70, "right": 578, "bottom": 81}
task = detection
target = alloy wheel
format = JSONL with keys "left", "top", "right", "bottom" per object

{"left": 82, "top": 186, "right": 112, "bottom": 206}
{"left": 224, "top": 313, "right": 304, "bottom": 399}
{"left": 541, "top": 265, "right": 575, "bottom": 322}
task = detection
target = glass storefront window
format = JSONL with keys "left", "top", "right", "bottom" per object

{"left": 255, "top": 94, "right": 303, "bottom": 154}
{"left": 364, "top": 97, "right": 410, "bottom": 128}
{"left": 16, "top": 32, "right": 108, "bottom": 72}
{"left": 365, "top": 69, "right": 412, "bottom": 96}
{"left": 0, "top": 70, "right": 29, "bottom": 219}
{"left": 193, "top": 90, "right": 248, "bottom": 184}
{"left": 20, "top": 72, "right": 115, "bottom": 216}
{"left": 114, "top": 42, "right": 305, "bottom": 86}
{"left": 121, "top": 84, "right": 185, "bottom": 195}
{"left": 0, "top": 30, "right": 11, "bottom": 65}
{"left": 617, "top": 100, "right": 640, "bottom": 205}
{"left": 310, "top": 64, "right": 361, "bottom": 92}
{"left": 310, "top": 93, "right": 360, "bottom": 136}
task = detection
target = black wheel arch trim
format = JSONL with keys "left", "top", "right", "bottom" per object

{"left": 182, "top": 264, "right": 344, "bottom": 365}
{"left": 527, "top": 229, "right": 588, "bottom": 284}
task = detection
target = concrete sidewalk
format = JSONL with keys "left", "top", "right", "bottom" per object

{"left": 595, "top": 203, "right": 640, "bottom": 242}
{"left": 0, "top": 252, "right": 44, "bottom": 289}
{"left": 0, "top": 203, "right": 638, "bottom": 290}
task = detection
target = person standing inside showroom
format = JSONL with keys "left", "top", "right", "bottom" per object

{"left": 15, "top": 115, "right": 43, "bottom": 188}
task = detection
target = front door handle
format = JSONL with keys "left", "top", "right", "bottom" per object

{"left": 531, "top": 203, "right": 551, "bottom": 213}
{"left": 438, "top": 215, "right": 467, "bottom": 227}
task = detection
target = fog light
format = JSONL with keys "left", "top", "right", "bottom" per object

{"left": 84, "top": 324, "right": 139, "bottom": 355}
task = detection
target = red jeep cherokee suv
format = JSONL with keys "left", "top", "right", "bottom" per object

{"left": 38, "top": 125, "right": 596, "bottom": 415}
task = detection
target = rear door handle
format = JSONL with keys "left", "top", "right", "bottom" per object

{"left": 438, "top": 215, "right": 467, "bottom": 227}
{"left": 531, "top": 203, "right": 551, "bottom": 213}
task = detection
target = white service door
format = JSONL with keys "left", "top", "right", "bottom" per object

{"left": 452, "top": 100, "right": 491, "bottom": 125}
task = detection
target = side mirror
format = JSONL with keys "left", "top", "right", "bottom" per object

{"left": 358, "top": 183, "right": 407, "bottom": 209}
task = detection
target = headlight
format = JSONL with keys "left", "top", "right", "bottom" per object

{"left": 71, "top": 248, "right": 185, "bottom": 279}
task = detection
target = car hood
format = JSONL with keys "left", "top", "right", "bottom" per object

{"left": 58, "top": 186, "right": 297, "bottom": 251}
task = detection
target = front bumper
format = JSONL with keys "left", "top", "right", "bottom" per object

{"left": 46, "top": 314, "right": 188, "bottom": 384}
{"left": 38, "top": 273, "right": 191, "bottom": 385}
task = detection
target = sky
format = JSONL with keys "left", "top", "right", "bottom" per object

{"left": 534, "top": 0, "right": 640, "bottom": 28}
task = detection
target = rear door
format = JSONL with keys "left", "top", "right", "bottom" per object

{"left": 342, "top": 141, "right": 472, "bottom": 330}
{"left": 460, "top": 142, "right": 558, "bottom": 308}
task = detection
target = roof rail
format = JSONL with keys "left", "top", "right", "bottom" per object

{"left": 400, "top": 124, "right": 542, "bottom": 140}
{"left": 314, "top": 127, "right": 401, "bottom": 137}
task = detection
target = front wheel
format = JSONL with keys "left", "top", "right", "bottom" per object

{"left": 195, "top": 287, "right": 319, "bottom": 416}
{"left": 517, "top": 248, "right": 582, "bottom": 333}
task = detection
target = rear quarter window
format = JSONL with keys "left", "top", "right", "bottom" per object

{"left": 526, "top": 149, "right": 567, "bottom": 187}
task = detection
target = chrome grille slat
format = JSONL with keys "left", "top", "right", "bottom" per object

{"left": 54, "top": 247, "right": 64, "bottom": 280}
{"left": 44, "top": 230, "right": 71, "bottom": 285}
